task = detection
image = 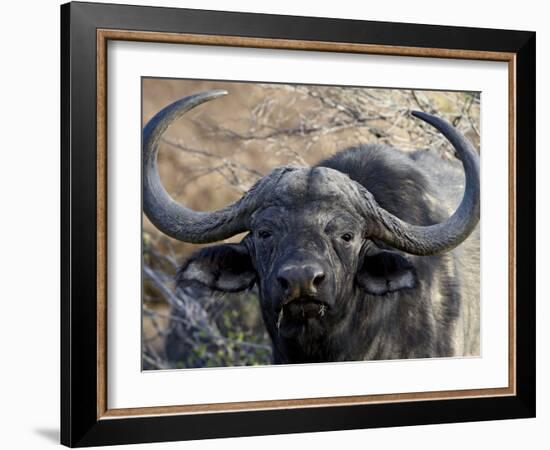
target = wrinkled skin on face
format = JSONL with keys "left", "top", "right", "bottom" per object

{"left": 249, "top": 168, "right": 364, "bottom": 318}
{"left": 249, "top": 202, "right": 363, "bottom": 344}
{"left": 174, "top": 152, "right": 460, "bottom": 364}
{"left": 237, "top": 167, "right": 402, "bottom": 362}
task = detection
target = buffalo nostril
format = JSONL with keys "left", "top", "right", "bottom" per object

{"left": 312, "top": 272, "right": 325, "bottom": 288}
{"left": 277, "top": 264, "right": 325, "bottom": 297}
{"left": 277, "top": 275, "right": 290, "bottom": 292}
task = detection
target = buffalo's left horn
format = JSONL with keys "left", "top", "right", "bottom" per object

{"left": 143, "top": 90, "right": 255, "bottom": 243}
{"left": 365, "top": 111, "right": 480, "bottom": 256}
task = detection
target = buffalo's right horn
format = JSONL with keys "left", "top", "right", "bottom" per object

{"left": 143, "top": 90, "right": 258, "bottom": 243}
{"left": 364, "top": 111, "right": 480, "bottom": 256}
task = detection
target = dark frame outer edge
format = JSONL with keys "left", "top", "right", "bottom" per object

{"left": 60, "top": 3, "right": 71, "bottom": 446}
{"left": 62, "top": 3, "right": 101, "bottom": 446}
{"left": 514, "top": 33, "right": 536, "bottom": 415}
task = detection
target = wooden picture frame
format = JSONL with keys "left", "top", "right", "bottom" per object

{"left": 61, "top": 1, "right": 535, "bottom": 446}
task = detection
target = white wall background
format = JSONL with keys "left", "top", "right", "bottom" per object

{"left": 0, "top": 0, "right": 545, "bottom": 449}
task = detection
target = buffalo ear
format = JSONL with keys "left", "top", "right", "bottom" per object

{"left": 176, "top": 243, "right": 256, "bottom": 292}
{"left": 356, "top": 250, "right": 417, "bottom": 295}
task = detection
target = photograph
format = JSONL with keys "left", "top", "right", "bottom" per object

{"left": 141, "top": 78, "right": 481, "bottom": 370}
{"left": 57, "top": 1, "right": 537, "bottom": 446}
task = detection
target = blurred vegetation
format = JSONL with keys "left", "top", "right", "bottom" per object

{"left": 142, "top": 235, "right": 271, "bottom": 369}
{"left": 141, "top": 79, "right": 480, "bottom": 370}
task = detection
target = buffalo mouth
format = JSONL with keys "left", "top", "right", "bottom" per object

{"left": 277, "top": 298, "right": 329, "bottom": 327}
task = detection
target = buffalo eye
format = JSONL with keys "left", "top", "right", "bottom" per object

{"left": 258, "top": 230, "right": 272, "bottom": 240}
{"left": 341, "top": 233, "right": 354, "bottom": 242}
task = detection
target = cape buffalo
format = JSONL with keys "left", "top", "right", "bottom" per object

{"left": 143, "top": 90, "right": 480, "bottom": 364}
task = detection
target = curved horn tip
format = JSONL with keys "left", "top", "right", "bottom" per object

{"left": 411, "top": 110, "right": 430, "bottom": 120}
{"left": 411, "top": 110, "right": 426, "bottom": 116}
{"left": 411, "top": 110, "right": 447, "bottom": 128}
{"left": 366, "top": 108, "right": 479, "bottom": 256}
{"left": 202, "top": 89, "right": 228, "bottom": 99}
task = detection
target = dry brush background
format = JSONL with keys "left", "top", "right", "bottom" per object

{"left": 141, "top": 78, "right": 480, "bottom": 370}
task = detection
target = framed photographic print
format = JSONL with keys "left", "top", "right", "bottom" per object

{"left": 60, "top": 1, "right": 536, "bottom": 447}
